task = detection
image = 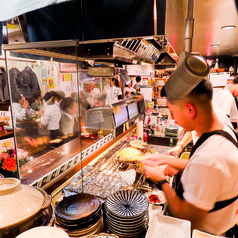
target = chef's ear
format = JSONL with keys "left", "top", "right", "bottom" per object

{"left": 185, "top": 103, "right": 196, "bottom": 119}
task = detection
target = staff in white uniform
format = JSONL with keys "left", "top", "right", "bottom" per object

{"left": 104, "top": 78, "right": 122, "bottom": 105}
{"left": 213, "top": 76, "right": 238, "bottom": 128}
{"left": 39, "top": 91, "right": 64, "bottom": 139}
{"left": 123, "top": 80, "right": 136, "bottom": 98}
{"left": 142, "top": 79, "right": 238, "bottom": 236}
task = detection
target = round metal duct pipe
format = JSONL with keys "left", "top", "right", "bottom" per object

{"left": 184, "top": 0, "right": 194, "bottom": 53}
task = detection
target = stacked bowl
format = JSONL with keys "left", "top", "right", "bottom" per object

{"left": 105, "top": 190, "right": 149, "bottom": 238}
{"left": 55, "top": 193, "right": 103, "bottom": 237}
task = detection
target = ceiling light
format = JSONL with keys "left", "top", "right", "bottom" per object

{"left": 221, "top": 25, "right": 236, "bottom": 30}
{"left": 211, "top": 44, "right": 220, "bottom": 47}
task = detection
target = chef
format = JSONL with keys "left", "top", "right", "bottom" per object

{"left": 39, "top": 91, "right": 64, "bottom": 139}
{"left": 213, "top": 75, "right": 238, "bottom": 129}
{"left": 142, "top": 58, "right": 238, "bottom": 236}
{"left": 123, "top": 80, "right": 136, "bottom": 97}
{"left": 104, "top": 77, "right": 122, "bottom": 105}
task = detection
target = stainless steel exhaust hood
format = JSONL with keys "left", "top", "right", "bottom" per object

{"left": 3, "top": 36, "right": 177, "bottom": 66}
{"left": 77, "top": 36, "right": 177, "bottom": 65}
{"left": 3, "top": 0, "right": 178, "bottom": 66}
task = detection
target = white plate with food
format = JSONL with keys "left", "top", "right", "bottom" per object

{"left": 130, "top": 140, "right": 149, "bottom": 149}
{"left": 116, "top": 147, "right": 143, "bottom": 162}
{"left": 144, "top": 190, "right": 166, "bottom": 205}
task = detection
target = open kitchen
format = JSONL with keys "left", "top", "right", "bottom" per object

{"left": 0, "top": 0, "right": 238, "bottom": 237}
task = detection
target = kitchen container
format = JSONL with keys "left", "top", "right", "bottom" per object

{"left": 0, "top": 178, "right": 51, "bottom": 238}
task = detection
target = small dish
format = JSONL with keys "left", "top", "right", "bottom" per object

{"left": 144, "top": 190, "right": 166, "bottom": 205}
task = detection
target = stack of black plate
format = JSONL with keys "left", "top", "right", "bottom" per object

{"left": 55, "top": 193, "right": 102, "bottom": 237}
{"left": 105, "top": 190, "right": 149, "bottom": 238}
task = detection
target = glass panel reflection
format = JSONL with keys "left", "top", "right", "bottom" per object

{"left": 4, "top": 46, "right": 114, "bottom": 185}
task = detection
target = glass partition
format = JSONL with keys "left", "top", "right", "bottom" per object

{"left": 2, "top": 41, "right": 115, "bottom": 187}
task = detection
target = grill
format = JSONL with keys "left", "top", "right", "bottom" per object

{"left": 63, "top": 140, "right": 149, "bottom": 199}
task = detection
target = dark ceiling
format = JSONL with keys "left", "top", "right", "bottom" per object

{"left": 6, "top": 0, "right": 238, "bottom": 63}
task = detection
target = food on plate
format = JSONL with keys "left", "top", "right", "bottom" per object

{"left": 136, "top": 162, "right": 145, "bottom": 173}
{"left": 145, "top": 190, "right": 166, "bottom": 205}
{"left": 148, "top": 194, "right": 162, "bottom": 204}
{"left": 130, "top": 140, "right": 148, "bottom": 149}
{"left": 50, "top": 139, "right": 62, "bottom": 144}
{"left": 117, "top": 147, "right": 143, "bottom": 161}
{"left": 22, "top": 136, "right": 49, "bottom": 147}
{"left": 2, "top": 141, "right": 11, "bottom": 148}
{"left": 36, "top": 136, "right": 49, "bottom": 145}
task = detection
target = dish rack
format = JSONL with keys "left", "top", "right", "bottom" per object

{"left": 63, "top": 140, "right": 148, "bottom": 199}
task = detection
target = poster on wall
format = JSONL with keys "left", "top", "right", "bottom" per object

{"left": 62, "top": 73, "right": 72, "bottom": 82}
{"left": 41, "top": 69, "right": 47, "bottom": 85}
{"left": 57, "top": 73, "right": 61, "bottom": 86}
{"left": 48, "top": 78, "right": 55, "bottom": 88}
{"left": 59, "top": 81, "right": 72, "bottom": 92}
{"left": 79, "top": 72, "right": 101, "bottom": 92}
{"left": 60, "top": 63, "right": 77, "bottom": 72}
{"left": 45, "top": 85, "right": 49, "bottom": 93}
{"left": 126, "top": 64, "right": 154, "bottom": 76}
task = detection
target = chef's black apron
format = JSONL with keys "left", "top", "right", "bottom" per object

{"left": 175, "top": 129, "right": 238, "bottom": 237}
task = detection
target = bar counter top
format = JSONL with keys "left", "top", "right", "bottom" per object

{"left": 20, "top": 137, "right": 99, "bottom": 185}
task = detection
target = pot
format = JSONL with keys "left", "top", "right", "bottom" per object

{"left": 0, "top": 178, "right": 51, "bottom": 238}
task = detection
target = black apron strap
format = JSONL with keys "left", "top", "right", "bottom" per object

{"left": 209, "top": 195, "right": 238, "bottom": 213}
{"left": 190, "top": 130, "right": 238, "bottom": 158}
{"left": 176, "top": 129, "right": 238, "bottom": 213}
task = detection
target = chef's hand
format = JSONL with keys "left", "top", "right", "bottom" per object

{"left": 39, "top": 122, "right": 44, "bottom": 128}
{"left": 141, "top": 153, "right": 170, "bottom": 167}
{"left": 163, "top": 165, "right": 179, "bottom": 177}
{"left": 144, "top": 165, "right": 166, "bottom": 183}
{"left": 166, "top": 145, "right": 182, "bottom": 157}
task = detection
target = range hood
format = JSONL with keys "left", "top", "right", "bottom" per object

{"left": 77, "top": 36, "right": 177, "bottom": 65}
{"left": 3, "top": 36, "right": 177, "bottom": 66}
{"left": 3, "top": 0, "right": 178, "bottom": 66}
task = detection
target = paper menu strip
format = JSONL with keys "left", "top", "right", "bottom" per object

{"left": 117, "top": 106, "right": 121, "bottom": 114}
{"left": 113, "top": 108, "right": 117, "bottom": 116}
{"left": 136, "top": 121, "right": 144, "bottom": 139}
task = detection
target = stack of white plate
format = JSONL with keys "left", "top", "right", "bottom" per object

{"left": 105, "top": 190, "right": 149, "bottom": 238}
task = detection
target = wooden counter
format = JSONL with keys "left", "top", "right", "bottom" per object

{"left": 19, "top": 125, "right": 135, "bottom": 195}
{"left": 0, "top": 129, "right": 14, "bottom": 139}
{"left": 20, "top": 137, "right": 99, "bottom": 185}
{"left": 0, "top": 128, "right": 24, "bottom": 140}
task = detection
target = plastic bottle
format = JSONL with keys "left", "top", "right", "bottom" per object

{"left": 169, "top": 138, "right": 174, "bottom": 147}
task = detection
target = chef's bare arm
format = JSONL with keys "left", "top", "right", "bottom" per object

{"left": 161, "top": 182, "right": 208, "bottom": 230}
